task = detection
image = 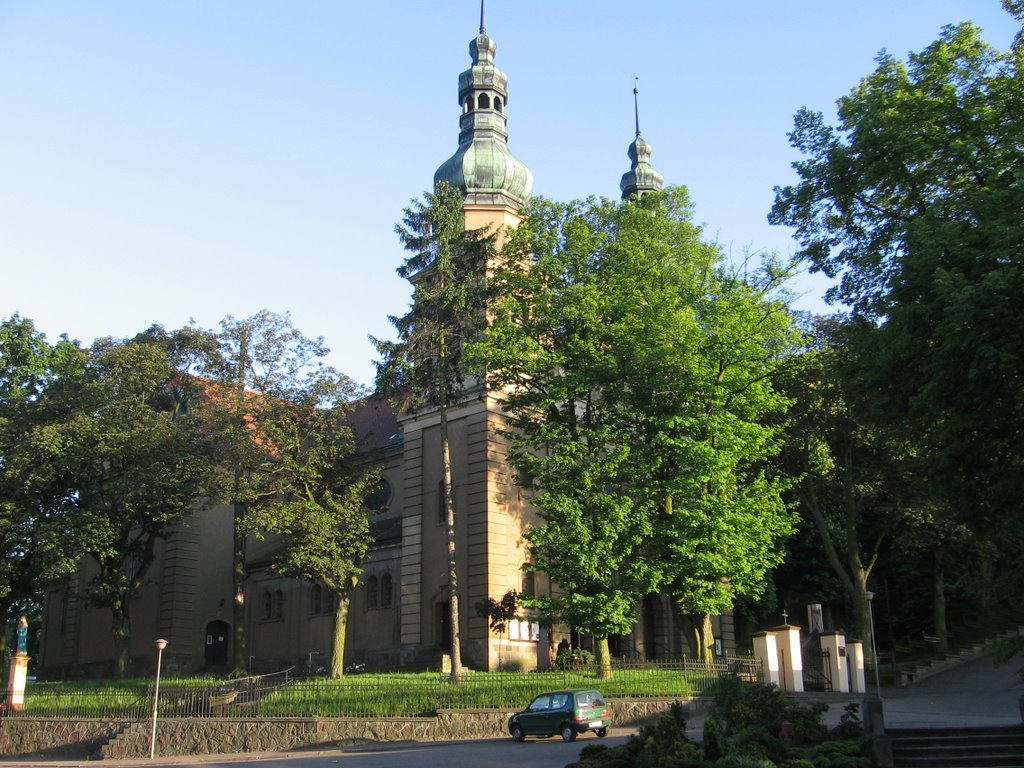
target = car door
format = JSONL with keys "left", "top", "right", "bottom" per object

{"left": 519, "top": 693, "right": 552, "bottom": 734}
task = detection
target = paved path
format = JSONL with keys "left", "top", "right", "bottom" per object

{"left": 877, "top": 651, "right": 1024, "bottom": 729}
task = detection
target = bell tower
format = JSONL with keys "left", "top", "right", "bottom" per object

{"left": 434, "top": 0, "right": 533, "bottom": 234}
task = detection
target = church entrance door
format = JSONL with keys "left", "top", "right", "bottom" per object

{"left": 205, "top": 620, "right": 230, "bottom": 666}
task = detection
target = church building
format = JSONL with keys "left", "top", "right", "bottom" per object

{"left": 37, "top": 8, "right": 735, "bottom": 678}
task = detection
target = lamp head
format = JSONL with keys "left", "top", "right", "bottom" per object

{"left": 155, "top": 639, "right": 168, "bottom": 651}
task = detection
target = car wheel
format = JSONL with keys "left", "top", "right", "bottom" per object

{"left": 511, "top": 724, "right": 525, "bottom": 743}
{"left": 596, "top": 727, "right": 608, "bottom": 738}
{"left": 560, "top": 724, "right": 577, "bottom": 742}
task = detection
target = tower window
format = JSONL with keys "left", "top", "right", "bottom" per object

{"left": 494, "top": 96, "right": 503, "bottom": 113}
{"left": 478, "top": 93, "right": 490, "bottom": 109}
{"left": 464, "top": 96, "right": 474, "bottom": 113}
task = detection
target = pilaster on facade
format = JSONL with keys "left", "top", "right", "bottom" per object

{"left": 158, "top": 511, "right": 202, "bottom": 653}
{"left": 399, "top": 427, "right": 425, "bottom": 651}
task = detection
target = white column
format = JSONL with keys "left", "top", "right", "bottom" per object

{"left": 847, "top": 639, "right": 867, "bottom": 694}
{"left": 777, "top": 625, "right": 804, "bottom": 693}
{"left": 819, "top": 631, "right": 849, "bottom": 693}
{"left": 752, "top": 631, "right": 780, "bottom": 687}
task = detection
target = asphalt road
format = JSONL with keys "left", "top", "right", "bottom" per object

{"left": 74, "top": 730, "right": 635, "bottom": 768}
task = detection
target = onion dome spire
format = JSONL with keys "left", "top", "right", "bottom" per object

{"left": 620, "top": 78, "right": 664, "bottom": 199}
{"left": 434, "top": 2, "right": 534, "bottom": 208}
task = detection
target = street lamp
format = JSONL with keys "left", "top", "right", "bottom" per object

{"left": 865, "top": 592, "right": 882, "bottom": 697}
{"left": 149, "top": 639, "right": 168, "bottom": 760}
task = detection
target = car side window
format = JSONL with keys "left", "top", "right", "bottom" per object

{"left": 529, "top": 695, "right": 550, "bottom": 711}
{"left": 551, "top": 694, "right": 568, "bottom": 709}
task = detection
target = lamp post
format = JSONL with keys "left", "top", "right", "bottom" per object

{"left": 149, "top": 639, "right": 167, "bottom": 760}
{"left": 865, "top": 592, "right": 882, "bottom": 697}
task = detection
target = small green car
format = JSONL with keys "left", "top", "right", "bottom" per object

{"left": 508, "top": 689, "right": 612, "bottom": 742}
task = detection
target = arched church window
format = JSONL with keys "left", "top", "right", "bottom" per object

{"left": 274, "top": 590, "right": 284, "bottom": 620}
{"left": 381, "top": 573, "right": 393, "bottom": 608}
{"left": 366, "top": 575, "right": 379, "bottom": 609}
{"left": 521, "top": 566, "right": 536, "bottom": 597}
{"left": 494, "top": 96, "right": 503, "bottom": 113}
{"left": 465, "top": 96, "right": 474, "bottom": 113}
{"left": 478, "top": 93, "right": 490, "bottom": 109}
{"left": 263, "top": 590, "right": 272, "bottom": 621}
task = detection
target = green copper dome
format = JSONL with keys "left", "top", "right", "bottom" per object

{"left": 434, "top": 14, "right": 533, "bottom": 208}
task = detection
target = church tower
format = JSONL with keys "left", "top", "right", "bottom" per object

{"left": 396, "top": 3, "right": 540, "bottom": 672}
{"left": 434, "top": 1, "right": 533, "bottom": 233}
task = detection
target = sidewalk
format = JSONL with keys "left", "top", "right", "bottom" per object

{"left": 876, "top": 651, "right": 1024, "bottom": 729}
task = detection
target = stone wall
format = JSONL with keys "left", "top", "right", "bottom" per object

{"left": 0, "top": 698, "right": 693, "bottom": 760}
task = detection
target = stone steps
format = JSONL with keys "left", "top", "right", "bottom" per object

{"left": 889, "top": 726, "right": 1024, "bottom": 768}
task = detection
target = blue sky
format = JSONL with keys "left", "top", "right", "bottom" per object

{"left": 1, "top": 1, "right": 1018, "bottom": 387}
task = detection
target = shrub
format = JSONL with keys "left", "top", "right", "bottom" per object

{"left": 832, "top": 703, "right": 864, "bottom": 740}
{"left": 729, "top": 724, "right": 788, "bottom": 764}
{"left": 702, "top": 715, "right": 724, "bottom": 762}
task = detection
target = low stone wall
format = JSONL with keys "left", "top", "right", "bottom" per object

{"left": 0, "top": 698, "right": 692, "bottom": 760}
{"left": 0, "top": 718, "right": 132, "bottom": 760}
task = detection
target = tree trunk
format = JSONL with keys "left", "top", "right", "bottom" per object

{"left": 232, "top": 499, "right": 247, "bottom": 675}
{"left": 933, "top": 557, "right": 948, "bottom": 652}
{"left": 231, "top": 333, "right": 250, "bottom": 676}
{"left": 594, "top": 635, "right": 612, "bottom": 680}
{"left": 440, "top": 406, "right": 463, "bottom": 683}
{"left": 694, "top": 613, "right": 715, "bottom": 665}
{"left": 111, "top": 600, "right": 130, "bottom": 679}
{"left": 328, "top": 586, "right": 351, "bottom": 679}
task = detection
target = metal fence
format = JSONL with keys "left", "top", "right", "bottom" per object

{"left": 2, "top": 657, "right": 761, "bottom": 720}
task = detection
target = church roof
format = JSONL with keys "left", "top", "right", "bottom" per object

{"left": 433, "top": 2, "right": 533, "bottom": 208}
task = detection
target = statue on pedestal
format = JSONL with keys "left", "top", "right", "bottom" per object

{"left": 15, "top": 615, "right": 28, "bottom": 656}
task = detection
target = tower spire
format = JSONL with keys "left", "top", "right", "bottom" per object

{"left": 620, "top": 76, "right": 663, "bottom": 200}
{"left": 633, "top": 75, "right": 641, "bottom": 138}
{"left": 434, "top": 6, "right": 533, "bottom": 209}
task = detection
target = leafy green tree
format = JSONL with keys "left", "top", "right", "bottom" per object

{"left": 373, "top": 181, "right": 494, "bottom": 682}
{"left": 770, "top": 9, "right": 1024, "bottom": 617}
{"left": 203, "top": 310, "right": 373, "bottom": 676}
{"left": 778, "top": 317, "right": 915, "bottom": 647}
{"left": 0, "top": 315, "right": 80, "bottom": 661}
{"left": 240, "top": 368, "right": 377, "bottom": 679}
{"left": 24, "top": 333, "right": 217, "bottom": 677}
{"left": 472, "top": 188, "right": 800, "bottom": 671}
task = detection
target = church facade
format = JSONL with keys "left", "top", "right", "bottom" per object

{"left": 37, "top": 12, "right": 734, "bottom": 679}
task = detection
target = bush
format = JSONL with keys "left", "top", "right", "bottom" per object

{"left": 832, "top": 703, "right": 864, "bottom": 740}
{"left": 702, "top": 715, "right": 724, "bottom": 762}
{"left": 730, "top": 724, "right": 789, "bottom": 764}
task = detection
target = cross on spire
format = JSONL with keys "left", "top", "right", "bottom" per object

{"left": 480, "top": 0, "right": 486, "bottom": 34}
{"left": 633, "top": 75, "right": 641, "bottom": 138}
{"left": 781, "top": 609, "right": 789, "bottom": 624}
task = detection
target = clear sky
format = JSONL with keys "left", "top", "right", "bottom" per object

{"left": 1, "top": 1, "right": 1018, "bottom": 388}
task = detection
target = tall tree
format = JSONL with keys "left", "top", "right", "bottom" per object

{"left": 778, "top": 316, "right": 914, "bottom": 647}
{"left": 0, "top": 315, "right": 80, "bottom": 661}
{"left": 203, "top": 310, "right": 372, "bottom": 676}
{"left": 770, "top": 9, "right": 1024, "bottom": 615}
{"left": 471, "top": 189, "right": 800, "bottom": 672}
{"left": 373, "top": 181, "right": 494, "bottom": 682}
{"left": 25, "top": 333, "right": 216, "bottom": 677}
{"left": 240, "top": 364, "right": 377, "bottom": 679}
